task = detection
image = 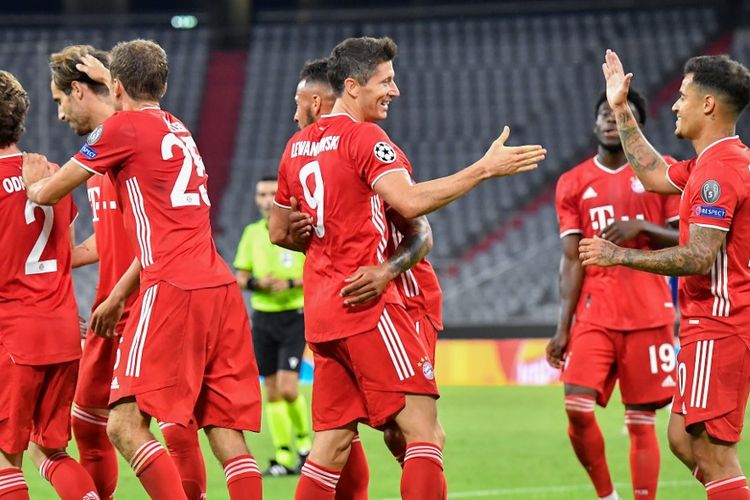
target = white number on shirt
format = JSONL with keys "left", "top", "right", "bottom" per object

{"left": 648, "top": 343, "right": 676, "bottom": 374}
{"left": 24, "top": 200, "right": 57, "bottom": 275}
{"left": 161, "top": 133, "right": 211, "bottom": 208}
{"left": 299, "top": 160, "right": 325, "bottom": 238}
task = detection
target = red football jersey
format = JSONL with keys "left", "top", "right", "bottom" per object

{"left": 0, "top": 153, "right": 80, "bottom": 365}
{"left": 87, "top": 174, "right": 137, "bottom": 331}
{"left": 556, "top": 156, "right": 679, "bottom": 330}
{"left": 72, "top": 107, "right": 234, "bottom": 291}
{"left": 275, "top": 113, "right": 406, "bottom": 342}
{"left": 665, "top": 136, "right": 750, "bottom": 344}
{"left": 385, "top": 146, "right": 443, "bottom": 331}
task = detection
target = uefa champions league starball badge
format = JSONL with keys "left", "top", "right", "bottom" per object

{"left": 373, "top": 141, "right": 397, "bottom": 163}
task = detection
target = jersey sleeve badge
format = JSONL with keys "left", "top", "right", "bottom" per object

{"left": 701, "top": 179, "right": 721, "bottom": 204}
{"left": 373, "top": 141, "right": 397, "bottom": 164}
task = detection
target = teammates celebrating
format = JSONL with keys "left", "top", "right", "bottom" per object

{"left": 0, "top": 29, "right": 748, "bottom": 500}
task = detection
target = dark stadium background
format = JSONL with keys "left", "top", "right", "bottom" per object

{"left": 3, "top": 0, "right": 749, "bottom": 344}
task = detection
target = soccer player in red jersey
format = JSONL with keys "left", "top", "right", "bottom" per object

{"left": 287, "top": 58, "right": 444, "bottom": 499}
{"left": 50, "top": 45, "right": 207, "bottom": 500}
{"left": 269, "top": 37, "right": 546, "bottom": 500}
{"left": 22, "top": 40, "right": 262, "bottom": 500}
{"left": 547, "top": 88, "right": 680, "bottom": 500}
{"left": 0, "top": 70, "right": 99, "bottom": 500}
{"left": 582, "top": 50, "right": 750, "bottom": 499}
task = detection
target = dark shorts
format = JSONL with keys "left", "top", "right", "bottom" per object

{"left": 252, "top": 309, "right": 307, "bottom": 377}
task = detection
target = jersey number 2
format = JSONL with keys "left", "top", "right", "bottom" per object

{"left": 300, "top": 160, "right": 325, "bottom": 238}
{"left": 24, "top": 200, "right": 57, "bottom": 275}
{"left": 162, "top": 133, "right": 211, "bottom": 208}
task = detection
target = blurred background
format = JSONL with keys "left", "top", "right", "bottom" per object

{"left": 3, "top": 0, "right": 749, "bottom": 383}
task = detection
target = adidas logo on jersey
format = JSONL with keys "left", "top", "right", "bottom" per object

{"left": 111, "top": 377, "right": 120, "bottom": 390}
{"left": 582, "top": 186, "right": 598, "bottom": 200}
{"left": 661, "top": 375, "right": 676, "bottom": 388}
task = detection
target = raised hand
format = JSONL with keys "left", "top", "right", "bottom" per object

{"left": 480, "top": 126, "right": 546, "bottom": 178}
{"left": 76, "top": 54, "right": 112, "bottom": 87}
{"left": 602, "top": 49, "right": 632, "bottom": 111}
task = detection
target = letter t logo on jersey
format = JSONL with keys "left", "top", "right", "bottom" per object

{"left": 589, "top": 205, "right": 615, "bottom": 232}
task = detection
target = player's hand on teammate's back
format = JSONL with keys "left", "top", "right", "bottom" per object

{"left": 76, "top": 54, "right": 112, "bottom": 88}
{"left": 79, "top": 316, "right": 88, "bottom": 340}
{"left": 602, "top": 49, "right": 633, "bottom": 112}
{"left": 579, "top": 236, "right": 622, "bottom": 267}
{"left": 21, "top": 153, "right": 53, "bottom": 187}
{"left": 340, "top": 264, "right": 394, "bottom": 306}
{"left": 545, "top": 331, "right": 569, "bottom": 369}
{"left": 479, "top": 126, "right": 546, "bottom": 178}
{"left": 600, "top": 219, "right": 644, "bottom": 245}
{"left": 90, "top": 294, "right": 125, "bottom": 339}
{"left": 289, "top": 196, "right": 313, "bottom": 248}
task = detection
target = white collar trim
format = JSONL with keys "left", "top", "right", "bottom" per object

{"left": 593, "top": 156, "right": 628, "bottom": 174}
{"left": 697, "top": 135, "right": 739, "bottom": 163}
{"left": 0, "top": 153, "right": 22, "bottom": 159}
{"left": 321, "top": 112, "right": 357, "bottom": 122}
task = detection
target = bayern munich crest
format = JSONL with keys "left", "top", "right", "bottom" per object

{"left": 418, "top": 357, "right": 435, "bottom": 380}
{"left": 630, "top": 176, "right": 645, "bottom": 194}
{"left": 86, "top": 125, "right": 103, "bottom": 145}
{"left": 373, "top": 141, "right": 397, "bottom": 163}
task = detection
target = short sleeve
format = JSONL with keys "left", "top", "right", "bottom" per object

{"left": 686, "top": 164, "right": 742, "bottom": 232}
{"left": 665, "top": 158, "right": 695, "bottom": 192}
{"left": 233, "top": 225, "right": 254, "bottom": 271}
{"left": 72, "top": 114, "right": 135, "bottom": 176}
{"left": 274, "top": 142, "right": 292, "bottom": 209}
{"left": 555, "top": 172, "right": 582, "bottom": 238}
{"left": 351, "top": 123, "right": 408, "bottom": 187}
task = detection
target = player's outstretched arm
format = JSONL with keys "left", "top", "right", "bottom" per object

{"left": 374, "top": 127, "right": 546, "bottom": 219}
{"left": 546, "top": 234, "right": 583, "bottom": 369}
{"left": 23, "top": 155, "right": 92, "bottom": 205}
{"left": 603, "top": 50, "right": 677, "bottom": 194}
{"left": 72, "top": 234, "right": 99, "bottom": 268}
{"left": 579, "top": 224, "right": 724, "bottom": 276}
{"left": 340, "top": 211, "right": 432, "bottom": 306}
{"left": 90, "top": 257, "right": 141, "bottom": 338}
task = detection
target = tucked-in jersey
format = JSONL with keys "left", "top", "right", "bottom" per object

{"left": 275, "top": 113, "right": 405, "bottom": 342}
{"left": 233, "top": 219, "right": 305, "bottom": 313}
{"left": 385, "top": 145, "right": 443, "bottom": 331}
{"left": 556, "top": 156, "right": 679, "bottom": 330}
{"left": 0, "top": 153, "right": 80, "bottom": 365}
{"left": 72, "top": 107, "right": 234, "bottom": 291}
{"left": 665, "top": 136, "right": 750, "bottom": 344}
{"left": 87, "top": 174, "right": 137, "bottom": 331}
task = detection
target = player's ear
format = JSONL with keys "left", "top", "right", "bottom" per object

{"left": 71, "top": 81, "right": 84, "bottom": 100}
{"left": 344, "top": 77, "right": 360, "bottom": 98}
{"left": 311, "top": 94, "right": 321, "bottom": 114}
{"left": 703, "top": 94, "right": 716, "bottom": 117}
{"left": 160, "top": 82, "right": 168, "bottom": 99}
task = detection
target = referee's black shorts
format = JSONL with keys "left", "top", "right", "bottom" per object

{"left": 251, "top": 308, "right": 306, "bottom": 377}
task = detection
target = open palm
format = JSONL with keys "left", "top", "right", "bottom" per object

{"left": 602, "top": 49, "right": 633, "bottom": 110}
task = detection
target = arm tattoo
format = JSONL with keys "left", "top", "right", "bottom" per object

{"left": 387, "top": 215, "right": 431, "bottom": 276}
{"left": 615, "top": 107, "right": 665, "bottom": 175}
{"left": 617, "top": 225, "right": 725, "bottom": 276}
